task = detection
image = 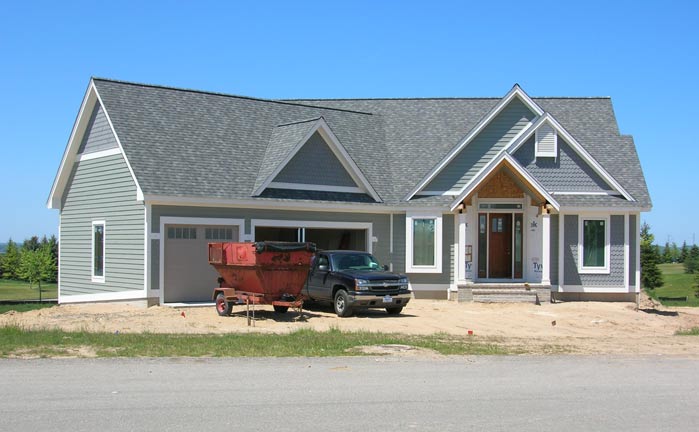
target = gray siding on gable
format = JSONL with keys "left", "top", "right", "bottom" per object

{"left": 274, "top": 132, "right": 358, "bottom": 187}
{"left": 513, "top": 136, "right": 611, "bottom": 192}
{"left": 550, "top": 214, "right": 559, "bottom": 285}
{"left": 563, "top": 215, "right": 625, "bottom": 287}
{"left": 629, "top": 215, "right": 637, "bottom": 287}
{"left": 60, "top": 153, "right": 144, "bottom": 297}
{"left": 424, "top": 98, "right": 536, "bottom": 192}
{"left": 77, "top": 104, "right": 119, "bottom": 155}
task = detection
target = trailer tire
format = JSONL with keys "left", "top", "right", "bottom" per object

{"left": 273, "top": 305, "right": 289, "bottom": 314}
{"left": 334, "top": 289, "right": 353, "bottom": 317}
{"left": 215, "top": 293, "right": 233, "bottom": 316}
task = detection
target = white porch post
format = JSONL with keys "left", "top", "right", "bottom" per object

{"left": 541, "top": 211, "right": 551, "bottom": 285}
{"left": 457, "top": 212, "right": 467, "bottom": 283}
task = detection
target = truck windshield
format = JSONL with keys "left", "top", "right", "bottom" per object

{"left": 332, "top": 254, "right": 382, "bottom": 271}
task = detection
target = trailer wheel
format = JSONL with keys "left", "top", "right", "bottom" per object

{"left": 215, "top": 293, "right": 233, "bottom": 316}
{"left": 385, "top": 307, "right": 403, "bottom": 315}
{"left": 273, "top": 305, "right": 289, "bottom": 314}
{"left": 334, "top": 290, "right": 353, "bottom": 317}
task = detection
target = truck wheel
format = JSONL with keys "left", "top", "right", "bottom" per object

{"left": 215, "top": 293, "right": 233, "bottom": 316}
{"left": 273, "top": 305, "right": 289, "bottom": 313}
{"left": 334, "top": 290, "right": 353, "bottom": 317}
{"left": 385, "top": 307, "right": 403, "bottom": 315}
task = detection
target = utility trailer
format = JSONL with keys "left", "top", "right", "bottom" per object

{"left": 209, "top": 241, "right": 316, "bottom": 319}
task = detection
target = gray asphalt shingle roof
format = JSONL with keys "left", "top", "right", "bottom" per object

{"left": 92, "top": 78, "right": 650, "bottom": 209}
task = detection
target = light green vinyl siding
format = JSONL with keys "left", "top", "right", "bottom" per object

{"left": 424, "top": 98, "right": 536, "bottom": 193}
{"left": 60, "top": 153, "right": 144, "bottom": 296}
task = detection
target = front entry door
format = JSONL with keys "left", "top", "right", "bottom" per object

{"left": 488, "top": 213, "right": 512, "bottom": 278}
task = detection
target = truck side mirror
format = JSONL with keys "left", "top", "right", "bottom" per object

{"left": 383, "top": 264, "right": 389, "bottom": 271}
{"left": 318, "top": 264, "right": 328, "bottom": 272}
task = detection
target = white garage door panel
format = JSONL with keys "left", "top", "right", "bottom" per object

{"left": 164, "top": 225, "right": 239, "bottom": 302}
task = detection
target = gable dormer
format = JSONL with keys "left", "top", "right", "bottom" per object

{"left": 252, "top": 117, "right": 381, "bottom": 202}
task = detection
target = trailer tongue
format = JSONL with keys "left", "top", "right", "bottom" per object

{"left": 209, "top": 241, "right": 316, "bottom": 319}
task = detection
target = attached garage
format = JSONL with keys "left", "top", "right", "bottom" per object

{"left": 161, "top": 219, "right": 243, "bottom": 303}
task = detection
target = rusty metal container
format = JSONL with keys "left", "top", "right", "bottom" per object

{"left": 209, "top": 241, "right": 316, "bottom": 308}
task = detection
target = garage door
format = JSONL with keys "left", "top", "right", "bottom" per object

{"left": 164, "top": 225, "right": 239, "bottom": 302}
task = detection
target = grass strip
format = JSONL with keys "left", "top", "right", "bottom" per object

{"left": 0, "top": 326, "right": 512, "bottom": 358}
{"left": 675, "top": 327, "right": 699, "bottom": 336}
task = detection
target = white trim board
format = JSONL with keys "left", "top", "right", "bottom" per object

{"left": 77, "top": 148, "right": 122, "bottom": 162}
{"left": 405, "top": 84, "right": 544, "bottom": 200}
{"left": 268, "top": 182, "right": 363, "bottom": 193}
{"left": 59, "top": 290, "right": 147, "bottom": 304}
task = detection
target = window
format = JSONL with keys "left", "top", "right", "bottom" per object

{"left": 167, "top": 226, "right": 197, "bottom": 239}
{"left": 579, "top": 216, "right": 610, "bottom": 273}
{"left": 406, "top": 214, "right": 442, "bottom": 273}
{"left": 205, "top": 227, "right": 234, "bottom": 240}
{"left": 92, "top": 221, "right": 105, "bottom": 283}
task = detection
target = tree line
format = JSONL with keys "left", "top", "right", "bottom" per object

{"left": 0, "top": 236, "right": 58, "bottom": 291}
{"left": 641, "top": 223, "right": 699, "bottom": 298}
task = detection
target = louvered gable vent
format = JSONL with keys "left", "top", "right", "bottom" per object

{"left": 535, "top": 123, "right": 557, "bottom": 158}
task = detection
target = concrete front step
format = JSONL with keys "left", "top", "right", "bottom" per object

{"left": 458, "top": 284, "right": 551, "bottom": 304}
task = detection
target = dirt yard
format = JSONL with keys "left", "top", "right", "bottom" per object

{"left": 3, "top": 293, "right": 699, "bottom": 356}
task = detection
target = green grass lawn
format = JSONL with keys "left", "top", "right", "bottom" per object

{"left": 0, "top": 279, "right": 57, "bottom": 302}
{"left": 649, "top": 263, "right": 698, "bottom": 307}
{"left": 0, "top": 327, "right": 534, "bottom": 358}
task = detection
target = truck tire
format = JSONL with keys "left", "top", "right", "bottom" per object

{"left": 334, "top": 290, "right": 353, "bottom": 317}
{"left": 385, "top": 307, "right": 403, "bottom": 315}
{"left": 215, "top": 293, "right": 233, "bottom": 316}
{"left": 273, "top": 305, "right": 289, "bottom": 313}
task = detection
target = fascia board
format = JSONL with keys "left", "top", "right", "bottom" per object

{"left": 46, "top": 81, "right": 97, "bottom": 209}
{"left": 404, "top": 85, "right": 544, "bottom": 201}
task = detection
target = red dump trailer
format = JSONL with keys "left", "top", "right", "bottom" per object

{"left": 209, "top": 241, "right": 316, "bottom": 316}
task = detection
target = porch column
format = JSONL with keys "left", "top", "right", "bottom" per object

{"left": 457, "top": 212, "right": 467, "bottom": 282}
{"left": 541, "top": 210, "right": 551, "bottom": 285}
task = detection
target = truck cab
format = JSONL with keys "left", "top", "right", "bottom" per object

{"left": 305, "top": 250, "right": 412, "bottom": 317}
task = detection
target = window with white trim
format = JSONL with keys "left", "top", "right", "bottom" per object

{"left": 579, "top": 216, "right": 610, "bottom": 273}
{"left": 406, "top": 214, "right": 442, "bottom": 273}
{"left": 92, "top": 221, "right": 105, "bottom": 283}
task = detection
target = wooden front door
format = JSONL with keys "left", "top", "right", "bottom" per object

{"left": 488, "top": 213, "right": 512, "bottom": 278}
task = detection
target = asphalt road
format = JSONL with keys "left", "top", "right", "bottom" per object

{"left": 1, "top": 355, "right": 698, "bottom": 431}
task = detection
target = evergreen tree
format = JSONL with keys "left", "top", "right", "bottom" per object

{"left": 0, "top": 253, "right": 4, "bottom": 278}
{"left": 662, "top": 241, "right": 672, "bottom": 263}
{"left": 671, "top": 242, "right": 680, "bottom": 263}
{"left": 1, "top": 239, "right": 21, "bottom": 279}
{"left": 686, "top": 245, "right": 699, "bottom": 274}
{"left": 640, "top": 222, "right": 663, "bottom": 290}
{"left": 22, "top": 236, "right": 40, "bottom": 252}
{"left": 680, "top": 241, "right": 689, "bottom": 263}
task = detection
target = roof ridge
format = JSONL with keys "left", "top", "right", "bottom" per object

{"left": 91, "top": 77, "right": 375, "bottom": 116}
{"left": 284, "top": 96, "right": 612, "bottom": 101}
{"left": 276, "top": 117, "right": 322, "bottom": 127}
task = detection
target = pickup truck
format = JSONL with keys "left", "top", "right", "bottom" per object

{"left": 304, "top": 250, "right": 412, "bottom": 317}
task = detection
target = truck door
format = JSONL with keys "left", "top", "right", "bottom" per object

{"left": 307, "top": 254, "right": 331, "bottom": 300}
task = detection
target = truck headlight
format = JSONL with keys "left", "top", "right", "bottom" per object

{"left": 355, "top": 279, "right": 370, "bottom": 291}
{"left": 399, "top": 277, "right": 409, "bottom": 284}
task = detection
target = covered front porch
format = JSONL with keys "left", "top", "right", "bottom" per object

{"left": 450, "top": 155, "right": 559, "bottom": 303}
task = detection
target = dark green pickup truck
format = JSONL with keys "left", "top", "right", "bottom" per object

{"left": 304, "top": 250, "right": 412, "bottom": 317}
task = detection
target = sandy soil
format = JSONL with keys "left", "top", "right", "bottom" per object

{"left": 3, "top": 293, "right": 699, "bottom": 356}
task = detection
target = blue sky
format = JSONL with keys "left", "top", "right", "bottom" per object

{"left": 1, "top": 0, "right": 697, "bottom": 245}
